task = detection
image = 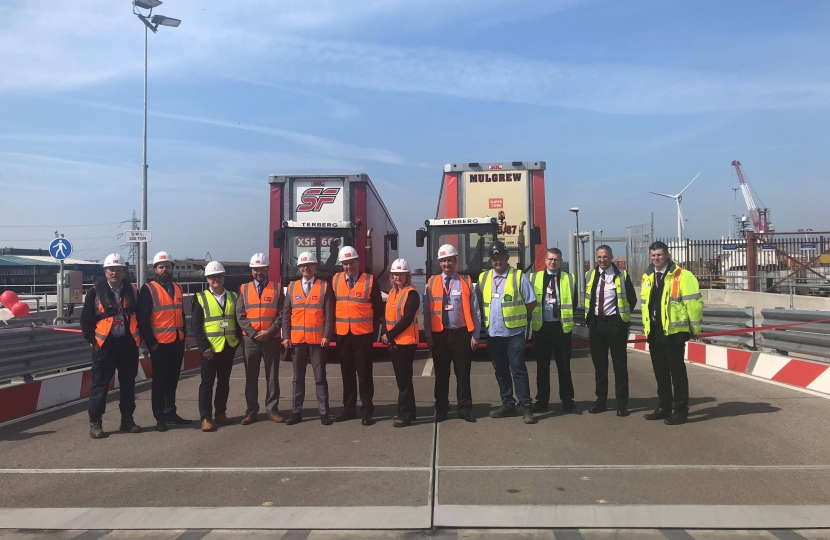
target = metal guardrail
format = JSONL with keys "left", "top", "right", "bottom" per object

{"left": 760, "top": 309, "right": 830, "bottom": 360}
{"left": 0, "top": 314, "right": 49, "bottom": 330}
{"left": 0, "top": 325, "right": 92, "bottom": 383}
{"left": 628, "top": 307, "right": 755, "bottom": 348}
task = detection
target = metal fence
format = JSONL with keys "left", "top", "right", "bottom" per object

{"left": 629, "top": 307, "right": 756, "bottom": 348}
{"left": 0, "top": 325, "right": 92, "bottom": 383}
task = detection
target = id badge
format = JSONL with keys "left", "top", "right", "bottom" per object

{"left": 219, "top": 321, "right": 229, "bottom": 328}
{"left": 113, "top": 316, "right": 124, "bottom": 328}
{"left": 492, "top": 292, "right": 501, "bottom": 299}
{"left": 444, "top": 304, "right": 454, "bottom": 311}
{"left": 548, "top": 297, "right": 557, "bottom": 305}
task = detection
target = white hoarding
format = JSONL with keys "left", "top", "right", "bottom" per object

{"left": 462, "top": 170, "right": 529, "bottom": 249}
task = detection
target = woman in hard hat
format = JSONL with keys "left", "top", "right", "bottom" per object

{"left": 381, "top": 258, "right": 421, "bottom": 427}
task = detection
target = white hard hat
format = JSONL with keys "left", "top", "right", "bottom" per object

{"left": 338, "top": 246, "right": 359, "bottom": 263}
{"left": 390, "top": 258, "right": 411, "bottom": 273}
{"left": 103, "top": 253, "right": 127, "bottom": 268}
{"left": 249, "top": 253, "right": 269, "bottom": 268}
{"left": 153, "top": 251, "right": 173, "bottom": 266}
{"left": 297, "top": 251, "right": 318, "bottom": 265}
{"left": 204, "top": 261, "right": 226, "bottom": 277}
{"left": 437, "top": 244, "right": 459, "bottom": 260}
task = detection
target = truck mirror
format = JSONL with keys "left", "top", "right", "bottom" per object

{"left": 387, "top": 232, "right": 399, "bottom": 251}
{"left": 531, "top": 226, "right": 542, "bottom": 245}
{"left": 273, "top": 229, "right": 284, "bottom": 248}
{"left": 415, "top": 229, "right": 426, "bottom": 248}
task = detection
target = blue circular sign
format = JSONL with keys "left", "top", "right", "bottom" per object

{"left": 49, "top": 238, "right": 73, "bottom": 261}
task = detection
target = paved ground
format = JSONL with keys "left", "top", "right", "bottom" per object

{"left": 1, "top": 346, "right": 830, "bottom": 531}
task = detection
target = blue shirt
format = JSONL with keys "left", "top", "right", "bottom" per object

{"left": 485, "top": 268, "right": 537, "bottom": 337}
{"left": 542, "top": 270, "right": 561, "bottom": 323}
{"left": 423, "top": 272, "right": 481, "bottom": 337}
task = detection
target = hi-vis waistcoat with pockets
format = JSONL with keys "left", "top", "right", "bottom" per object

{"left": 426, "top": 274, "right": 475, "bottom": 333}
{"left": 641, "top": 263, "right": 703, "bottom": 336}
{"left": 584, "top": 268, "right": 632, "bottom": 323}
{"left": 386, "top": 285, "right": 419, "bottom": 345}
{"left": 530, "top": 271, "right": 574, "bottom": 333}
{"left": 240, "top": 281, "right": 280, "bottom": 332}
{"left": 333, "top": 272, "right": 374, "bottom": 336}
{"left": 289, "top": 279, "right": 327, "bottom": 344}
{"left": 479, "top": 267, "right": 527, "bottom": 329}
{"left": 195, "top": 290, "right": 239, "bottom": 353}
{"left": 94, "top": 283, "right": 141, "bottom": 348}
{"left": 146, "top": 281, "right": 184, "bottom": 344}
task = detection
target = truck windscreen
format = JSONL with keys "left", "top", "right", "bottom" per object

{"left": 283, "top": 229, "right": 352, "bottom": 281}
{"left": 429, "top": 225, "right": 497, "bottom": 277}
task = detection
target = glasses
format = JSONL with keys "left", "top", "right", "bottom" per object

{"left": 206, "top": 275, "right": 224, "bottom": 281}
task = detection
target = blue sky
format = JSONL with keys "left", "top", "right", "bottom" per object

{"left": 1, "top": 0, "right": 829, "bottom": 266}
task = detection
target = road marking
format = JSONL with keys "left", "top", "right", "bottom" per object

{"left": 436, "top": 464, "right": 830, "bottom": 471}
{"left": 0, "top": 466, "right": 430, "bottom": 474}
{"left": 687, "top": 360, "right": 830, "bottom": 400}
{"left": 422, "top": 358, "right": 434, "bottom": 377}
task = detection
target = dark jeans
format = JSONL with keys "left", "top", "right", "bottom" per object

{"left": 390, "top": 344, "right": 417, "bottom": 422}
{"left": 338, "top": 332, "right": 375, "bottom": 416}
{"left": 88, "top": 336, "right": 139, "bottom": 422}
{"left": 487, "top": 332, "right": 531, "bottom": 407}
{"left": 198, "top": 346, "right": 236, "bottom": 420}
{"left": 291, "top": 343, "right": 330, "bottom": 416}
{"left": 648, "top": 339, "right": 689, "bottom": 416}
{"left": 588, "top": 317, "right": 629, "bottom": 408}
{"left": 534, "top": 321, "right": 575, "bottom": 408}
{"left": 432, "top": 329, "right": 473, "bottom": 415}
{"left": 149, "top": 339, "right": 185, "bottom": 421}
{"left": 243, "top": 339, "right": 280, "bottom": 417}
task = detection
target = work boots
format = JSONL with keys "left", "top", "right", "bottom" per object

{"left": 89, "top": 420, "right": 105, "bottom": 439}
{"left": 119, "top": 415, "right": 142, "bottom": 434}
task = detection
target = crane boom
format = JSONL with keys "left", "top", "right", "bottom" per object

{"left": 731, "top": 160, "right": 770, "bottom": 234}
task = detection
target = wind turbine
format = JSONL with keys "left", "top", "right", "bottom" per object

{"left": 649, "top": 173, "right": 700, "bottom": 244}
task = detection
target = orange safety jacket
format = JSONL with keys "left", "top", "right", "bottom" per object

{"left": 94, "top": 284, "right": 141, "bottom": 348}
{"left": 386, "top": 285, "right": 418, "bottom": 345}
{"left": 146, "top": 280, "right": 185, "bottom": 344}
{"left": 289, "top": 279, "right": 327, "bottom": 344}
{"left": 426, "top": 274, "right": 475, "bottom": 333}
{"left": 334, "top": 272, "right": 374, "bottom": 336}
{"left": 240, "top": 281, "right": 280, "bottom": 333}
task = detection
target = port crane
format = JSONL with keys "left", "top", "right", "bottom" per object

{"left": 731, "top": 160, "right": 772, "bottom": 235}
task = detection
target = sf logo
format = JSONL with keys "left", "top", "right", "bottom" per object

{"left": 296, "top": 187, "right": 340, "bottom": 212}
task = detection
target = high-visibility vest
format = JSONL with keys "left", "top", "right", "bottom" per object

{"left": 530, "top": 271, "right": 574, "bottom": 334}
{"left": 641, "top": 263, "right": 703, "bottom": 336}
{"left": 195, "top": 290, "right": 239, "bottom": 353}
{"left": 425, "top": 273, "right": 475, "bottom": 333}
{"left": 585, "top": 268, "right": 631, "bottom": 323}
{"left": 333, "top": 272, "right": 374, "bottom": 336}
{"left": 239, "top": 280, "right": 280, "bottom": 333}
{"left": 146, "top": 280, "right": 184, "bottom": 344}
{"left": 289, "top": 279, "right": 327, "bottom": 344}
{"left": 479, "top": 267, "right": 527, "bottom": 329}
{"left": 386, "top": 285, "right": 418, "bottom": 345}
{"left": 94, "top": 283, "right": 141, "bottom": 348}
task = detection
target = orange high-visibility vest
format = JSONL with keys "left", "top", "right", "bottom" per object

{"left": 289, "top": 279, "right": 327, "bottom": 344}
{"left": 94, "top": 284, "right": 141, "bottom": 348}
{"left": 146, "top": 280, "right": 184, "bottom": 344}
{"left": 386, "top": 285, "right": 418, "bottom": 345}
{"left": 239, "top": 281, "right": 280, "bottom": 332}
{"left": 334, "top": 272, "right": 374, "bottom": 336}
{"left": 426, "top": 274, "right": 475, "bottom": 333}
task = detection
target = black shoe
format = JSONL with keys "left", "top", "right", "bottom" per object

{"left": 285, "top": 413, "right": 302, "bottom": 425}
{"left": 489, "top": 403, "right": 518, "bottom": 418}
{"left": 320, "top": 415, "right": 334, "bottom": 425}
{"left": 522, "top": 405, "right": 538, "bottom": 425}
{"left": 458, "top": 413, "right": 477, "bottom": 423}
{"left": 564, "top": 405, "right": 582, "bottom": 415}
{"left": 588, "top": 404, "right": 608, "bottom": 414}
{"left": 434, "top": 411, "right": 448, "bottom": 422}
{"left": 664, "top": 414, "right": 688, "bottom": 425}
{"left": 156, "top": 420, "right": 168, "bottom": 432}
{"left": 616, "top": 407, "right": 630, "bottom": 417}
{"left": 644, "top": 408, "right": 671, "bottom": 421}
{"left": 89, "top": 420, "right": 105, "bottom": 439}
{"left": 361, "top": 415, "right": 374, "bottom": 426}
{"left": 119, "top": 416, "right": 142, "bottom": 433}
{"left": 166, "top": 414, "right": 192, "bottom": 425}
{"left": 531, "top": 402, "right": 548, "bottom": 413}
{"left": 334, "top": 410, "right": 356, "bottom": 423}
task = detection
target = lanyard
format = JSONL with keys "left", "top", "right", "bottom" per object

{"left": 493, "top": 276, "right": 506, "bottom": 292}
{"left": 442, "top": 275, "right": 457, "bottom": 297}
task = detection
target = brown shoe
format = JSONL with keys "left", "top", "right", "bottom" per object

{"left": 268, "top": 414, "right": 285, "bottom": 423}
{"left": 201, "top": 419, "right": 215, "bottom": 432}
{"left": 241, "top": 414, "right": 256, "bottom": 425}
{"left": 214, "top": 414, "right": 233, "bottom": 425}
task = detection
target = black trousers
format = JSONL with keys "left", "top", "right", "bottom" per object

{"left": 149, "top": 339, "right": 185, "bottom": 421}
{"left": 588, "top": 317, "right": 629, "bottom": 408}
{"left": 198, "top": 346, "right": 236, "bottom": 420}
{"left": 291, "top": 343, "right": 330, "bottom": 416}
{"left": 533, "top": 321, "right": 575, "bottom": 408}
{"left": 338, "top": 332, "right": 374, "bottom": 416}
{"left": 390, "top": 344, "right": 417, "bottom": 422}
{"left": 432, "top": 329, "right": 473, "bottom": 415}
{"left": 648, "top": 339, "right": 689, "bottom": 415}
{"left": 88, "top": 336, "right": 139, "bottom": 422}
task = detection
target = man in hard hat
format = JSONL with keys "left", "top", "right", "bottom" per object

{"left": 530, "top": 248, "right": 581, "bottom": 415}
{"left": 138, "top": 251, "right": 191, "bottom": 432}
{"left": 80, "top": 253, "right": 142, "bottom": 439}
{"left": 192, "top": 261, "right": 241, "bottom": 432}
{"left": 282, "top": 251, "right": 335, "bottom": 425}
{"left": 423, "top": 244, "right": 480, "bottom": 423}
{"left": 237, "top": 252, "right": 285, "bottom": 425}
{"left": 477, "top": 241, "right": 538, "bottom": 424}
{"left": 641, "top": 241, "right": 702, "bottom": 426}
{"left": 332, "top": 245, "right": 383, "bottom": 425}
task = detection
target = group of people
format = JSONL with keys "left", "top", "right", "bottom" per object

{"left": 79, "top": 238, "right": 703, "bottom": 439}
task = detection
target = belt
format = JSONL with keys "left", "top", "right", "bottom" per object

{"left": 438, "top": 327, "right": 471, "bottom": 335}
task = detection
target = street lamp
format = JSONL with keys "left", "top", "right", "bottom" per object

{"left": 132, "top": 0, "right": 181, "bottom": 288}
{"left": 569, "top": 207, "right": 579, "bottom": 236}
